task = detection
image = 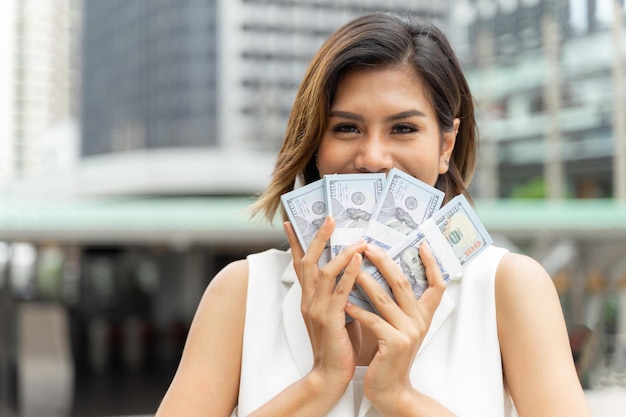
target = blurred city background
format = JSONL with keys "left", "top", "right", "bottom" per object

{"left": 1, "top": 0, "right": 625, "bottom": 416}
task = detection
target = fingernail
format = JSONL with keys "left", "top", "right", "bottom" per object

{"left": 353, "top": 238, "right": 366, "bottom": 246}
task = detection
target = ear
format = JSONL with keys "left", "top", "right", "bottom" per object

{"left": 439, "top": 118, "right": 459, "bottom": 174}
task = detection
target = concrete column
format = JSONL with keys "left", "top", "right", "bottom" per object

{"left": 476, "top": 30, "right": 498, "bottom": 199}
{"left": 612, "top": 0, "right": 626, "bottom": 201}
{"left": 542, "top": 15, "right": 565, "bottom": 200}
{"left": 17, "top": 302, "right": 74, "bottom": 417}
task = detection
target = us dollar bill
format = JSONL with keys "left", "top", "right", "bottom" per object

{"left": 325, "top": 173, "right": 385, "bottom": 258}
{"left": 280, "top": 178, "right": 331, "bottom": 266}
{"left": 349, "top": 194, "right": 493, "bottom": 313}
{"left": 363, "top": 168, "right": 444, "bottom": 251}
{"left": 431, "top": 194, "right": 493, "bottom": 268}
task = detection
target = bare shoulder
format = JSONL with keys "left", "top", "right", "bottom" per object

{"left": 202, "top": 258, "right": 249, "bottom": 307}
{"left": 156, "top": 259, "right": 250, "bottom": 416}
{"left": 494, "top": 252, "right": 556, "bottom": 300}
{"left": 189, "top": 258, "right": 250, "bottom": 327}
{"left": 495, "top": 252, "right": 592, "bottom": 417}
{"left": 185, "top": 257, "right": 250, "bottom": 356}
{"left": 494, "top": 251, "right": 563, "bottom": 347}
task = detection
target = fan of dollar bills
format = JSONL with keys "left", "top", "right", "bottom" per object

{"left": 280, "top": 168, "right": 493, "bottom": 315}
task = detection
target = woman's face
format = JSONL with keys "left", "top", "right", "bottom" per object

{"left": 317, "top": 65, "right": 458, "bottom": 187}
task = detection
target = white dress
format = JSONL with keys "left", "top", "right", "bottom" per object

{"left": 232, "top": 246, "right": 517, "bottom": 417}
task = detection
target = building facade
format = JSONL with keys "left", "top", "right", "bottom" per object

{"left": 218, "top": 0, "right": 450, "bottom": 151}
{"left": 81, "top": 0, "right": 450, "bottom": 157}
{"left": 81, "top": 0, "right": 219, "bottom": 155}
{"left": 458, "top": 0, "right": 626, "bottom": 199}
{"left": 0, "top": 0, "right": 80, "bottom": 187}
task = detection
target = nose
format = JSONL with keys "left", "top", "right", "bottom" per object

{"left": 354, "top": 134, "right": 393, "bottom": 174}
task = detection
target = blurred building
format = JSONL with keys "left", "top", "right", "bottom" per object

{"left": 456, "top": 0, "right": 626, "bottom": 199}
{"left": 218, "top": 0, "right": 449, "bottom": 151}
{"left": 77, "top": 1, "right": 450, "bottom": 191}
{"left": 0, "top": 0, "right": 81, "bottom": 188}
{"left": 81, "top": 0, "right": 220, "bottom": 155}
{"left": 80, "top": 0, "right": 448, "bottom": 157}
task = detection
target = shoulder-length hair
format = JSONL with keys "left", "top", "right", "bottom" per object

{"left": 253, "top": 12, "right": 478, "bottom": 222}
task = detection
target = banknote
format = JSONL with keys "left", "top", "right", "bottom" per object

{"left": 348, "top": 194, "right": 493, "bottom": 313}
{"left": 325, "top": 173, "right": 386, "bottom": 257}
{"left": 430, "top": 194, "right": 493, "bottom": 268}
{"left": 280, "top": 178, "right": 331, "bottom": 266}
{"left": 363, "top": 168, "right": 444, "bottom": 251}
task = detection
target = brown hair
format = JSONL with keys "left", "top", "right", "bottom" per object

{"left": 253, "top": 12, "right": 478, "bottom": 222}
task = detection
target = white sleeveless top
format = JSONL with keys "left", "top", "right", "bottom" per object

{"left": 233, "top": 246, "right": 517, "bottom": 417}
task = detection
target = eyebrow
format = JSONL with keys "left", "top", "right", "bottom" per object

{"left": 386, "top": 109, "right": 427, "bottom": 121}
{"left": 329, "top": 109, "right": 427, "bottom": 122}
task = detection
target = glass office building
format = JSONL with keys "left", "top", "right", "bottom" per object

{"left": 80, "top": 0, "right": 447, "bottom": 156}
{"left": 81, "top": 0, "right": 219, "bottom": 155}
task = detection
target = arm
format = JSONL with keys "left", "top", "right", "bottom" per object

{"left": 157, "top": 217, "right": 368, "bottom": 417}
{"left": 496, "top": 253, "right": 593, "bottom": 417}
{"left": 155, "top": 259, "right": 346, "bottom": 417}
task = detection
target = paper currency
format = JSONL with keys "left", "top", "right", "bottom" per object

{"left": 431, "top": 194, "right": 493, "bottom": 267}
{"left": 280, "top": 178, "right": 331, "bottom": 265}
{"left": 349, "top": 194, "right": 493, "bottom": 313}
{"left": 325, "top": 173, "right": 385, "bottom": 257}
{"left": 363, "top": 168, "right": 444, "bottom": 251}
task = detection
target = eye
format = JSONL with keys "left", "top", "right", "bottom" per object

{"left": 332, "top": 123, "right": 360, "bottom": 134}
{"left": 392, "top": 123, "right": 418, "bottom": 134}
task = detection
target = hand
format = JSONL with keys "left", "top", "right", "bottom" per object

{"left": 284, "top": 217, "right": 367, "bottom": 390}
{"left": 345, "top": 243, "right": 446, "bottom": 411}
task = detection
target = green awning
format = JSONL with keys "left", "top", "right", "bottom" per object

{"left": 0, "top": 197, "right": 282, "bottom": 245}
{"left": 1, "top": 197, "right": 625, "bottom": 244}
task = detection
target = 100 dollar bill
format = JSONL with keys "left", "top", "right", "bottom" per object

{"left": 325, "top": 173, "right": 385, "bottom": 258}
{"left": 349, "top": 194, "right": 493, "bottom": 313}
{"left": 363, "top": 168, "right": 444, "bottom": 251}
{"left": 280, "top": 178, "right": 331, "bottom": 266}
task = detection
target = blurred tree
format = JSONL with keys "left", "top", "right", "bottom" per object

{"left": 511, "top": 176, "right": 546, "bottom": 199}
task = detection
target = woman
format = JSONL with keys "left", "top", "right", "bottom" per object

{"left": 156, "top": 13, "right": 592, "bottom": 417}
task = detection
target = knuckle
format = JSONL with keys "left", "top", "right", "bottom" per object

{"left": 334, "top": 282, "right": 347, "bottom": 296}
{"left": 406, "top": 325, "right": 421, "bottom": 341}
{"left": 373, "top": 290, "right": 395, "bottom": 306}
{"left": 398, "top": 335, "right": 413, "bottom": 350}
{"left": 388, "top": 332, "right": 413, "bottom": 351}
{"left": 309, "top": 305, "right": 325, "bottom": 323}
{"left": 365, "top": 313, "right": 381, "bottom": 329}
{"left": 318, "top": 267, "right": 332, "bottom": 281}
{"left": 301, "top": 252, "right": 315, "bottom": 266}
{"left": 396, "top": 276, "right": 413, "bottom": 292}
{"left": 430, "top": 278, "right": 446, "bottom": 291}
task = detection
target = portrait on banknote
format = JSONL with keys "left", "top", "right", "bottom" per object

{"left": 399, "top": 246, "right": 427, "bottom": 295}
